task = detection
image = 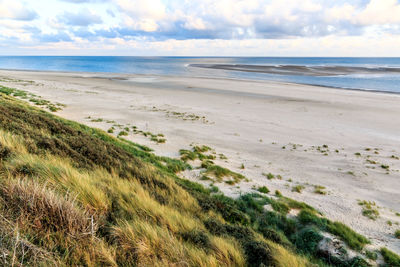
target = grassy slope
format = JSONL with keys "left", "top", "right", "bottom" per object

{"left": 0, "top": 93, "right": 397, "bottom": 266}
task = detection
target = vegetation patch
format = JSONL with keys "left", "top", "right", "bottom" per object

{"left": 204, "top": 165, "right": 245, "bottom": 184}
{"left": 358, "top": 200, "right": 380, "bottom": 220}
{"left": 381, "top": 248, "right": 400, "bottom": 266}
{"left": 0, "top": 85, "right": 65, "bottom": 112}
{"left": 257, "top": 186, "right": 270, "bottom": 194}
{"left": 395, "top": 230, "right": 400, "bottom": 239}
{"left": 314, "top": 185, "right": 327, "bottom": 195}
{"left": 292, "top": 185, "right": 305, "bottom": 193}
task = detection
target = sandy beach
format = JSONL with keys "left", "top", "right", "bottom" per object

{"left": 1, "top": 69, "right": 399, "bottom": 254}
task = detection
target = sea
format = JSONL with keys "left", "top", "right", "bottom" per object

{"left": 1, "top": 56, "right": 400, "bottom": 93}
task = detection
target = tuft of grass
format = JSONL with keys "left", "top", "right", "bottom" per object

{"left": 314, "top": 185, "right": 326, "bottom": 195}
{"left": 275, "top": 190, "right": 282, "bottom": 197}
{"left": 257, "top": 186, "right": 270, "bottom": 194}
{"left": 327, "top": 221, "right": 370, "bottom": 251}
{"left": 358, "top": 200, "right": 379, "bottom": 220}
{"left": 381, "top": 164, "right": 390, "bottom": 170}
{"left": 118, "top": 130, "right": 128, "bottom": 137}
{"left": 365, "top": 250, "right": 377, "bottom": 261}
{"left": 263, "top": 172, "right": 275, "bottom": 180}
{"left": 395, "top": 230, "right": 400, "bottom": 239}
{"left": 205, "top": 165, "right": 245, "bottom": 184}
{"left": 292, "top": 185, "right": 305, "bottom": 193}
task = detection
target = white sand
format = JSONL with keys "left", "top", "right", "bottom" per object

{"left": 1, "top": 69, "right": 399, "bottom": 254}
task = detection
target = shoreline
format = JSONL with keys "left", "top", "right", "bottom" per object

{"left": 2, "top": 67, "right": 400, "bottom": 96}
{"left": 189, "top": 63, "right": 400, "bottom": 76}
{"left": 1, "top": 69, "right": 400, "bottom": 254}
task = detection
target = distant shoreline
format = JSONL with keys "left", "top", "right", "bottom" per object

{"left": 189, "top": 63, "right": 400, "bottom": 76}
{"left": 1, "top": 67, "right": 400, "bottom": 96}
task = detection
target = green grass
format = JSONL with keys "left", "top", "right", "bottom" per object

{"left": 292, "top": 185, "right": 305, "bottom": 193}
{"left": 381, "top": 164, "right": 390, "bottom": 170}
{"left": 0, "top": 85, "right": 64, "bottom": 112}
{"left": 381, "top": 248, "right": 400, "bottom": 266}
{"left": 263, "top": 172, "right": 275, "bottom": 179}
{"left": 365, "top": 250, "right": 377, "bottom": 261}
{"left": 257, "top": 186, "right": 270, "bottom": 194}
{"left": 395, "top": 230, "right": 400, "bottom": 239}
{"left": 314, "top": 185, "right": 326, "bottom": 195}
{"left": 358, "top": 200, "right": 379, "bottom": 220}
{"left": 327, "top": 222, "right": 370, "bottom": 251}
{"left": 204, "top": 165, "right": 245, "bottom": 184}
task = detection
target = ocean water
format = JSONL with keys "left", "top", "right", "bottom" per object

{"left": 1, "top": 56, "right": 400, "bottom": 93}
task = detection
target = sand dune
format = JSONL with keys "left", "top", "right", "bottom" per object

{"left": 0, "top": 69, "right": 399, "bottom": 254}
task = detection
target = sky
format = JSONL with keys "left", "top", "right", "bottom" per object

{"left": 1, "top": 0, "right": 400, "bottom": 56}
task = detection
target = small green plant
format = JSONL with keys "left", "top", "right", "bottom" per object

{"left": 395, "top": 230, "right": 400, "bottom": 239}
{"left": 262, "top": 173, "right": 275, "bottom": 180}
{"left": 387, "top": 220, "right": 393, "bottom": 226}
{"left": 118, "top": 131, "right": 128, "bottom": 137}
{"left": 354, "top": 152, "right": 361, "bottom": 156}
{"left": 358, "top": 200, "right": 379, "bottom": 220}
{"left": 292, "top": 185, "right": 305, "bottom": 193}
{"left": 205, "top": 165, "right": 245, "bottom": 184}
{"left": 275, "top": 190, "right": 282, "bottom": 197}
{"left": 366, "top": 159, "right": 377, "bottom": 164}
{"left": 365, "top": 250, "right": 377, "bottom": 261}
{"left": 107, "top": 128, "right": 114, "bottom": 133}
{"left": 219, "top": 154, "right": 227, "bottom": 160}
{"left": 240, "top": 164, "right": 245, "bottom": 169}
{"left": 314, "top": 185, "right": 326, "bottom": 195}
{"left": 257, "top": 186, "right": 270, "bottom": 194}
{"left": 381, "top": 164, "right": 389, "bottom": 170}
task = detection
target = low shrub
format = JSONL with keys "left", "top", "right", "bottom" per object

{"left": 291, "top": 227, "right": 323, "bottom": 255}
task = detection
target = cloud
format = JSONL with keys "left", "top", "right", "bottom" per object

{"left": 58, "top": 9, "right": 103, "bottom": 26}
{"left": 0, "top": 0, "right": 38, "bottom": 21}
{"left": 356, "top": 0, "right": 400, "bottom": 25}
{"left": 60, "top": 0, "right": 106, "bottom": 2}
{"left": 110, "top": 0, "right": 359, "bottom": 40}
{"left": 38, "top": 31, "right": 72, "bottom": 42}
{"left": 2, "top": 0, "right": 400, "bottom": 55}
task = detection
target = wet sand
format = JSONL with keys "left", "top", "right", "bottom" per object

{"left": 190, "top": 64, "right": 400, "bottom": 76}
